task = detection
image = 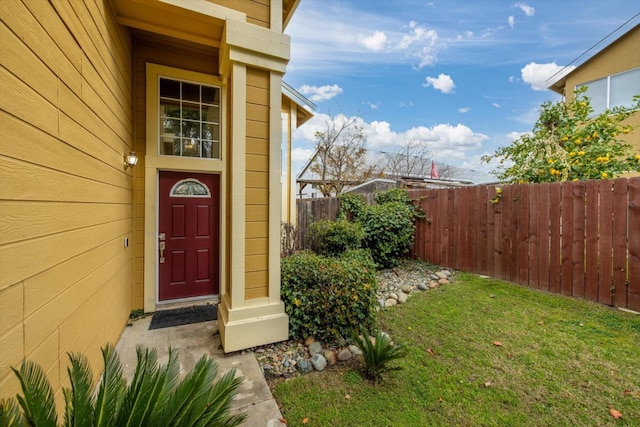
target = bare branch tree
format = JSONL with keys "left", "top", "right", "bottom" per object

{"left": 309, "top": 116, "right": 374, "bottom": 196}
{"left": 435, "top": 163, "right": 455, "bottom": 179}
{"left": 382, "top": 137, "right": 434, "bottom": 177}
{"left": 378, "top": 137, "right": 457, "bottom": 180}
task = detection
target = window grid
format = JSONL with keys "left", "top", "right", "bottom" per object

{"left": 159, "top": 78, "right": 221, "bottom": 159}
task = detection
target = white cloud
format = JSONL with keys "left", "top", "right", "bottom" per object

{"left": 492, "top": 103, "right": 501, "bottom": 108}
{"left": 396, "top": 21, "right": 439, "bottom": 67}
{"left": 292, "top": 113, "right": 489, "bottom": 165}
{"left": 362, "top": 121, "right": 489, "bottom": 160}
{"left": 364, "top": 101, "right": 381, "bottom": 109}
{"left": 458, "top": 106, "right": 471, "bottom": 113}
{"left": 460, "top": 154, "right": 497, "bottom": 174}
{"left": 297, "top": 84, "right": 343, "bottom": 102}
{"left": 291, "top": 147, "right": 315, "bottom": 163}
{"left": 508, "top": 16, "right": 515, "bottom": 29}
{"left": 508, "top": 75, "right": 516, "bottom": 83}
{"left": 286, "top": 5, "right": 447, "bottom": 72}
{"left": 358, "top": 30, "right": 387, "bottom": 51}
{"left": 513, "top": 105, "right": 544, "bottom": 125}
{"left": 514, "top": 2, "right": 535, "bottom": 17}
{"left": 423, "top": 73, "right": 456, "bottom": 94}
{"left": 397, "top": 124, "right": 489, "bottom": 160}
{"left": 507, "top": 131, "right": 528, "bottom": 141}
{"left": 520, "top": 62, "right": 575, "bottom": 91}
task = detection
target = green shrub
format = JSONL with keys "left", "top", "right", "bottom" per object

{"left": 338, "top": 193, "right": 366, "bottom": 220}
{"left": 358, "top": 201, "right": 416, "bottom": 268}
{"left": 0, "top": 344, "right": 245, "bottom": 427}
{"left": 281, "top": 250, "right": 378, "bottom": 341}
{"left": 351, "top": 327, "right": 406, "bottom": 382}
{"left": 307, "top": 219, "right": 364, "bottom": 256}
{"left": 337, "top": 189, "right": 423, "bottom": 269}
{"left": 374, "top": 188, "right": 408, "bottom": 205}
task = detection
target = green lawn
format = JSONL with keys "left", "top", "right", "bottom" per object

{"left": 273, "top": 273, "right": 640, "bottom": 426}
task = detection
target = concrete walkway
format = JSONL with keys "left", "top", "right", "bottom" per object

{"left": 115, "top": 316, "right": 286, "bottom": 427}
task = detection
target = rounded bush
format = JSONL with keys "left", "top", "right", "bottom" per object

{"left": 307, "top": 219, "right": 364, "bottom": 257}
{"left": 359, "top": 201, "right": 416, "bottom": 268}
{"left": 281, "top": 250, "right": 378, "bottom": 341}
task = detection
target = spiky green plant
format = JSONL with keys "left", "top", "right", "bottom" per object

{"left": 0, "top": 343, "right": 245, "bottom": 427}
{"left": 352, "top": 327, "right": 406, "bottom": 382}
{"left": 0, "top": 395, "right": 25, "bottom": 426}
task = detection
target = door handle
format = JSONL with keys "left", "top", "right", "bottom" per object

{"left": 159, "top": 241, "right": 166, "bottom": 263}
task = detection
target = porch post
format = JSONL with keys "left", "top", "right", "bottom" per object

{"left": 217, "top": 18, "right": 291, "bottom": 352}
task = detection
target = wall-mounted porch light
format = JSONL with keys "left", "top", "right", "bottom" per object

{"left": 124, "top": 152, "right": 139, "bottom": 170}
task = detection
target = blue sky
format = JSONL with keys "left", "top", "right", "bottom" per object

{"left": 284, "top": 1, "right": 640, "bottom": 176}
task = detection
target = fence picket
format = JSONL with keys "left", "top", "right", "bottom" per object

{"left": 478, "top": 186, "right": 489, "bottom": 275}
{"left": 501, "top": 185, "right": 513, "bottom": 281}
{"left": 627, "top": 178, "right": 640, "bottom": 311}
{"left": 561, "top": 182, "right": 574, "bottom": 296}
{"left": 529, "top": 184, "right": 541, "bottom": 288}
{"left": 538, "top": 183, "right": 551, "bottom": 291}
{"left": 549, "top": 183, "right": 562, "bottom": 293}
{"left": 423, "top": 190, "right": 439, "bottom": 262}
{"left": 509, "top": 185, "right": 521, "bottom": 282}
{"left": 453, "top": 187, "right": 462, "bottom": 270}
{"left": 446, "top": 189, "right": 455, "bottom": 267}
{"left": 517, "top": 185, "right": 530, "bottom": 286}
{"left": 572, "top": 182, "right": 587, "bottom": 298}
{"left": 597, "top": 180, "right": 614, "bottom": 305}
{"left": 585, "top": 180, "right": 599, "bottom": 301}
{"left": 612, "top": 179, "right": 628, "bottom": 308}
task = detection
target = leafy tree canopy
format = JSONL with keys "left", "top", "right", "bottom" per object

{"left": 482, "top": 87, "right": 640, "bottom": 183}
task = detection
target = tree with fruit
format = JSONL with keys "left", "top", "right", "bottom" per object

{"left": 482, "top": 87, "right": 640, "bottom": 183}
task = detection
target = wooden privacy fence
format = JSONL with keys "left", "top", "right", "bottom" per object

{"left": 408, "top": 178, "right": 640, "bottom": 312}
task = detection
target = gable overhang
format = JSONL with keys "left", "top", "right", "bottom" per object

{"left": 549, "top": 76, "right": 568, "bottom": 95}
{"left": 113, "top": 0, "right": 244, "bottom": 48}
{"left": 283, "top": 0, "right": 302, "bottom": 29}
{"left": 282, "top": 81, "right": 316, "bottom": 127}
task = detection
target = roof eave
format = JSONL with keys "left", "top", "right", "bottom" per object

{"left": 283, "top": 0, "right": 302, "bottom": 29}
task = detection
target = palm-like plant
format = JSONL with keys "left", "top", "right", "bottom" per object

{"left": 0, "top": 344, "right": 245, "bottom": 427}
{"left": 352, "top": 327, "right": 407, "bottom": 382}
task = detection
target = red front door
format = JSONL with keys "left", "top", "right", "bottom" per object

{"left": 158, "top": 171, "right": 219, "bottom": 301}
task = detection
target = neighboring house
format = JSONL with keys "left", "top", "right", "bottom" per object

{"left": 296, "top": 149, "right": 497, "bottom": 198}
{"left": 1, "top": 0, "right": 309, "bottom": 403}
{"left": 281, "top": 81, "right": 315, "bottom": 222}
{"left": 548, "top": 23, "right": 640, "bottom": 153}
{"left": 345, "top": 178, "right": 399, "bottom": 195}
{"left": 295, "top": 148, "right": 375, "bottom": 199}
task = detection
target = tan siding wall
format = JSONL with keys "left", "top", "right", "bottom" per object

{"left": 0, "top": 0, "right": 133, "bottom": 404}
{"left": 213, "top": 0, "right": 270, "bottom": 28}
{"left": 131, "top": 37, "right": 219, "bottom": 308}
{"left": 245, "top": 67, "right": 270, "bottom": 299}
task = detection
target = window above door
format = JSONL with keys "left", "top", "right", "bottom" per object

{"left": 159, "top": 77, "right": 221, "bottom": 159}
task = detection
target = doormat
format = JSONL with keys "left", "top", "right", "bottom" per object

{"left": 149, "top": 304, "right": 217, "bottom": 330}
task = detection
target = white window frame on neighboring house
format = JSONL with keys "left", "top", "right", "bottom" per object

{"left": 577, "top": 67, "right": 640, "bottom": 116}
